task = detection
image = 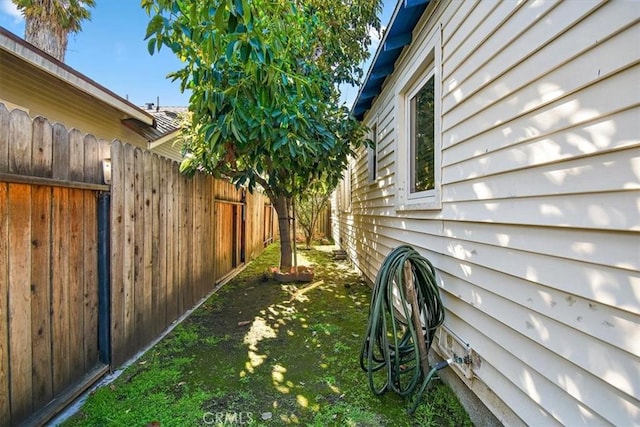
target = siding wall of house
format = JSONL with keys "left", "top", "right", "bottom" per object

{"left": 0, "top": 50, "right": 150, "bottom": 147}
{"left": 335, "top": 1, "right": 639, "bottom": 425}
{"left": 148, "top": 140, "right": 184, "bottom": 162}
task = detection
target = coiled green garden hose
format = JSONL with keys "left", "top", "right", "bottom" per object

{"left": 359, "top": 245, "right": 447, "bottom": 414}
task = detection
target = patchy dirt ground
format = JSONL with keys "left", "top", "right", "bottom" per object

{"left": 62, "top": 244, "right": 472, "bottom": 426}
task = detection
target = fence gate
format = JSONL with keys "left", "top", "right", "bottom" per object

{"left": 0, "top": 106, "right": 111, "bottom": 426}
{"left": 214, "top": 200, "right": 246, "bottom": 280}
{"left": 0, "top": 182, "right": 108, "bottom": 426}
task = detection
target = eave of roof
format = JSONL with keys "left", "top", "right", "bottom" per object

{"left": 121, "top": 117, "right": 167, "bottom": 141}
{"left": 122, "top": 107, "right": 185, "bottom": 143}
{"left": 148, "top": 129, "right": 180, "bottom": 150}
{"left": 0, "top": 26, "right": 154, "bottom": 126}
{"left": 351, "top": 0, "right": 430, "bottom": 120}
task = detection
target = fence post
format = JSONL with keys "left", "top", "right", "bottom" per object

{"left": 97, "top": 191, "right": 111, "bottom": 365}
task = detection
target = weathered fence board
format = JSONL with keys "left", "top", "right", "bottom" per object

{"left": 83, "top": 134, "right": 99, "bottom": 183}
{"left": 8, "top": 183, "right": 33, "bottom": 422}
{"left": 244, "top": 194, "right": 257, "bottom": 260}
{"left": 51, "top": 187, "right": 71, "bottom": 395}
{"left": 235, "top": 205, "right": 243, "bottom": 265}
{"left": 183, "top": 171, "right": 193, "bottom": 310}
{"left": 32, "top": 117, "right": 52, "bottom": 178}
{"left": 52, "top": 123, "right": 70, "bottom": 181}
{"left": 68, "top": 190, "right": 84, "bottom": 375}
{"left": 0, "top": 104, "right": 9, "bottom": 172}
{"left": 177, "top": 171, "right": 187, "bottom": 315}
{"left": 142, "top": 151, "right": 153, "bottom": 347}
{"left": 0, "top": 184, "right": 10, "bottom": 425}
{"left": 69, "top": 129, "right": 84, "bottom": 181}
{"left": 109, "top": 140, "right": 125, "bottom": 370}
{"left": 165, "top": 159, "right": 177, "bottom": 325}
{"left": 316, "top": 205, "right": 332, "bottom": 241}
{"left": 191, "top": 174, "right": 200, "bottom": 300}
{"left": 133, "top": 148, "right": 145, "bottom": 350}
{"left": 122, "top": 145, "right": 135, "bottom": 357}
{"left": 8, "top": 111, "right": 32, "bottom": 176}
{"left": 151, "top": 153, "right": 162, "bottom": 339}
{"left": 30, "top": 186, "right": 52, "bottom": 410}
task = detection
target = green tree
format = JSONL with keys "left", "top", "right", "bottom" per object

{"left": 143, "top": 0, "right": 381, "bottom": 270}
{"left": 295, "top": 181, "right": 333, "bottom": 249}
{"left": 13, "top": 0, "right": 95, "bottom": 62}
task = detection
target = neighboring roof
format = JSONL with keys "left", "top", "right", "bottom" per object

{"left": 122, "top": 106, "right": 187, "bottom": 143}
{"left": 0, "top": 26, "right": 155, "bottom": 126}
{"left": 352, "top": 0, "right": 430, "bottom": 120}
{"left": 150, "top": 107, "right": 187, "bottom": 134}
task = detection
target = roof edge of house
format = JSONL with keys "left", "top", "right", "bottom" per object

{"left": 0, "top": 26, "right": 154, "bottom": 126}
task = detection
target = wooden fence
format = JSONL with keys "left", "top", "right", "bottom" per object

{"left": 0, "top": 105, "right": 274, "bottom": 425}
{"left": 315, "top": 205, "right": 332, "bottom": 241}
{"left": 109, "top": 143, "right": 273, "bottom": 365}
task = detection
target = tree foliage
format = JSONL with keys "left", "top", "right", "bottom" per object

{"left": 143, "top": 0, "right": 381, "bottom": 268}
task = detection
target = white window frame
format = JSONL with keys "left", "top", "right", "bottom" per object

{"left": 367, "top": 119, "right": 379, "bottom": 184}
{"left": 396, "top": 28, "right": 442, "bottom": 211}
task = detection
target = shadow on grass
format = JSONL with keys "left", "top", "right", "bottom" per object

{"left": 63, "top": 243, "right": 472, "bottom": 427}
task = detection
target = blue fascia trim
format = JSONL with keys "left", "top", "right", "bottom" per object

{"left": 383, "top": 33, "right": 412, "bottom": 51}
{"left": 404, "top": 0, "right": 429, "bottom": 8}
{"left": 370, "top": 64, "right": 395, "bottom": 80}
{"left": 352, "top": 0, "right": 430, "bottom": 120}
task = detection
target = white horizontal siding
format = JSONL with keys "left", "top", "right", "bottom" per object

{"left": 444, "top": 62, "right": 639, "bottom": 149}
{"left": 149, "top": 141, "right": 183, "bottom": 162}
{"left": 443, "top": 221, "right": 638, "bottom": 273}
{"left": 444, "top": 149, "right": 639, "bottom": 201}
{"left": 442, "top": 0, "right": 606, "bottom": 114}
{"left": 443, "top": 310, "right": 555, "bottom": 426}
{"left": 444, "top": 108, "right": 640, "bottom": 182}
{"left": 444, "top": 6, "right": 639, "bottom": 133}
{"left": 441, "top": 299, "right": 621, "bottom": 426}
{"left": 338, "top": 0, "right": 640, "bottom": 425}
{"left": 439, "top": 191, "right": 639, "bottom": 230}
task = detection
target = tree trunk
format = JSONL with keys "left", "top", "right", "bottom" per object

{"left": 309, "top": 213, "right": 318, "bottom": 248}
{"left": 292, "top": 197, "right": 297, "bottom": 270}
{"left": 273, "top": 195, "right": 293, "bottom": 271}
{"left": 25, "top": 17, "right": 68, "bottom": 62}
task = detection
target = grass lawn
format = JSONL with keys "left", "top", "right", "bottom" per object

{"left": 62, "top": 243, "right": 472, "bottom": 426}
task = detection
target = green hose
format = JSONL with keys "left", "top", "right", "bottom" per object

{"left": 359, "top": 245, "right": 446, "bottom": 414}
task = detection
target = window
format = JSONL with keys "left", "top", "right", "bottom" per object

{"left": 368, "top": 122, "right": 378, "bottom": 183}
{"left": 410, "top": 75, "right": 435, "bottom": 194}
{"left": 339, "top": 161, "right": 352, "bottom": 212}
{"left": 396, "top": 28, "right": 441, "bottom": 211}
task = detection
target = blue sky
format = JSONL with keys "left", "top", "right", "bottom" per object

{"left": 0, "top": 0, "right": 395, "bottom": 108}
